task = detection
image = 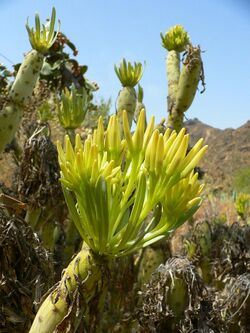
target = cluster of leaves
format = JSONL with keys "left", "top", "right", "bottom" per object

{"left": 58, "top": 111, "right": 206, "bottom": 256}
{"left": 114, "top": 59, "right": 144, "bottom": 87}
{"left": 160, "top": 24, "right": 190, "bottom": 52}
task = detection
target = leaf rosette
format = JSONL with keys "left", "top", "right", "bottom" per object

{"left": 161, "top": 25, "right": 189, "bottom": 52}
{"left": 57, "top": 110, "right": 207, "bottom": 256}
{"left": 114, "top": 59, "right": 143, "bottom": 87}
{"left": 26, "top": 7, "right": 60, "bottom": 53}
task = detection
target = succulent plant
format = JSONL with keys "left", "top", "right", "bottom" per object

{"left": 29, "top": 110, "right": 207, "bottom": 332}
{"left": 114, "top": 58, "right": 143, "bottom": 87}
{"left": 161, "top": 25, "right": 190, "bottom": 53}
{"left": 58, "top": 110, "right": 207, "bottom": 256}
{"left": 184, "top": 220, "right": 213, "bottom": 283}
{"left": 10, "top": 7, "right": 59, "bottom": 103}
{"left": 161, "top": 25, "right": 205, "bottom": 132}
{"left": 138, "top": 257, "right": 217, "bottom": 332}
{"left": 137, "top": 246, "right": 165, "bottom": 286}
{"left": 25, "top": 7, "right": 59, "bottom": 53}
{"left": 57, "top": 85, "right": 89, "bottom": 130}
{"left": 0, "top": 8, "right": 59, "bottom": 153}
{"left": 161, "top": 25, "right": 189, "bottom": 125}
{"left": 115, "top": 58, "right": 144, "bottom": 129}
{"left": 174, "top": 45, "right": 204, "bottom": 113}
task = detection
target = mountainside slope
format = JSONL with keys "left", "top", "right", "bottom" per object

{"left": 185, "top": 118, "right": 250, "bottom": 192}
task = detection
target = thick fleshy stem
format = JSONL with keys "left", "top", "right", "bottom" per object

{"left": 161, "top": 25, "right": 205, "bottom": 132}
{"left": 117, "top": 86, "right": 137, "bottom": 128}
{"left": 167, "top": 45, "right": 204, "bottom": 132}
{"left": 9, "top": 50, "right": 44, "bottom": 103}
{"left": 29, "top": 244, "right": 108, "bottom": 333}
{"left": 0, "top": 104, "right": 23, "bottom": 153}
{"left": 174, "top": 45, "right": 203, "bottom": 115}
{"left": 0, "top": 51, "right": 44, "bottom": 153}
{"left": 166, "top": 50, "right": 180, "bottom": 113}
{"left": 167, "top": 103, "right": 185, "bottom": 132}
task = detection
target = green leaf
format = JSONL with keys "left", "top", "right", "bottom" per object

{"left": 95, "top": 177, "right": 109, "bottom": 252}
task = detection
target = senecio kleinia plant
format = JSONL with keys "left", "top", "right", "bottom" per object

{"left": 161, "top": 25, "right": 189, "bottom": 112}
{"left": 57, "top": 85, "right": 89, "bottom": 130}
{"left": 161, "top": 25, "right": 204, "bottom": 132}
{"left": 115, "top": 58, "right": 143, "bottom": 128}
{"left": 0, "top": 8, "right": 59, "bottom": 153}
{"left": 29, "top": 110, "right": 207, "bottom": 332}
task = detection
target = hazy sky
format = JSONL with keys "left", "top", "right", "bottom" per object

{"left": 0, "top": 0, "right": 249, "bottom": 129}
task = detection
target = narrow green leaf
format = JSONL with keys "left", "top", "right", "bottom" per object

{"left": 47, "top": 7, "right": 56, "bottom": 42}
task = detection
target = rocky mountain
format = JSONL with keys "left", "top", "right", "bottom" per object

{"left": 185, "top": 118, "right": 250, "bottom": 193}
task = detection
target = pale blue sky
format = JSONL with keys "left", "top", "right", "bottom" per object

{"left": 0, "top": 0, "right": 249, "bottom": 129}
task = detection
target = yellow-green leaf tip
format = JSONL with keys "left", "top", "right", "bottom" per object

{"left": 114, "top": 58, "right": 144, "bottom": 87}
{"left": 57, "top": 86, "right": 88, "bottom": 130}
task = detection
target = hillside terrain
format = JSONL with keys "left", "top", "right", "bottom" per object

{"left": 185, "top": 118, "right": 250, "bottom": 192}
